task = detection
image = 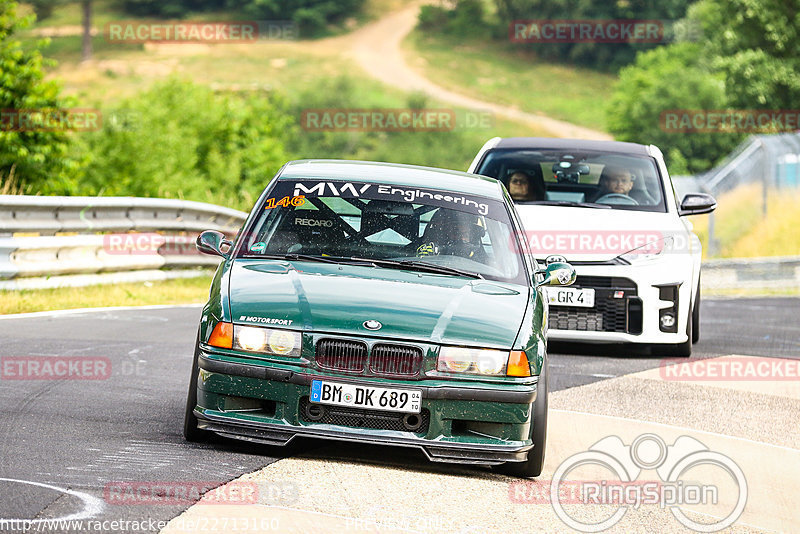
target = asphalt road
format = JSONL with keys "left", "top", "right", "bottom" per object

{"left": 0, "top": 298, "right": 797, "bottom": 533}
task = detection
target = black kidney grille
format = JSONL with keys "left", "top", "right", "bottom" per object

{"left": 316, "top": 339, "right": 368, "bottom": 372}
{"left": 370, "top": 344, "right": 423, "bottom": 376}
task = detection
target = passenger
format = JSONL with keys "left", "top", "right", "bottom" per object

{"left": 508, "top": 171, "right": 543, "bottom": 201}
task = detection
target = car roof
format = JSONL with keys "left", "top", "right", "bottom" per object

{"left": 493, "top": 137, "right": 651, "bottom": 155}
{"left": 278, "top": 159, "right": 503, "bottom": 199}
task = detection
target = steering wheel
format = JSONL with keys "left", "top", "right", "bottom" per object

{"left": 416, "top": 240, "right": 484, "bottom": 261}
{"left": 595, "top": 193, "right": 639, "bottom": 206}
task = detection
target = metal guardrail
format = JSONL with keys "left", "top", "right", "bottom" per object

{"left": 0, "top": 195, "right": 796, "bottom": 292}
{"left": 0, "top": 195, "right": 246, "bottom": 236}
{"left": 701, "top": 256, "right": 800, "bottom": 290}
{"left": 0, "top": 195, "right": 248, "bottom": 287}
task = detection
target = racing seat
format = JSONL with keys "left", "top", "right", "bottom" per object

{"left": 266, "top": 209, "right": 345, "bottom": 255}
{"left": 360, "top": 201, "right": 420, "bottom": 243}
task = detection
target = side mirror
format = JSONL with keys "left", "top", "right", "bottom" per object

{"left": 196, "top": 230, "right": 231, "bottom": 257}
{"left": 536, "top": 261, "right": 576, "bottom": 287}
{"left": 679, "top": 193, "right": 717, "bottom": 216}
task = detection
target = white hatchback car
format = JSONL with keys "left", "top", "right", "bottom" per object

{"left": 469, "top": 137, "right": 716, "bottom": 356}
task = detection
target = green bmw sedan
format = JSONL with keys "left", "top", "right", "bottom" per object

{"left": 183, "top": 159, "right": 575, "bottom": 477}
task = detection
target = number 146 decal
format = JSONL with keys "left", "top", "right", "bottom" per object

{"left": 264, "top": 195, "right": 305, "bottom": 209}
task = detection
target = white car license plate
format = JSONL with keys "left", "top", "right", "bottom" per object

{"left": 546, "top": 287, "right": 595, "bottom": 308}
{"left": 310, "top": 380, "right": 422, "bottom": 413}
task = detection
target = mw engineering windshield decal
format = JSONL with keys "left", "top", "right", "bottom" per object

{"left": 266, "top": 180, "right": 504, "bottom": 218}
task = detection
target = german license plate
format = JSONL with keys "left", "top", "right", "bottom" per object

{"left": 310, "top": 380, "right": 421, "bottom": 413}
{"left": 546, "top": 287, "right": 595, "bottom": 308}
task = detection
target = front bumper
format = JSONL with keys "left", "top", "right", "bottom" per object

{"left": 195, "top": 353, "right": 538, "bottom": 465}
{"left": 546, "top": 259, "right": 695, "bottom": 345}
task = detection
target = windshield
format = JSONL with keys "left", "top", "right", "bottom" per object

{"left": 476, "top": 148, "right": 667, "bottom": 212}
{"left": 238, "top": 179, "right": 528, "bottom": 284}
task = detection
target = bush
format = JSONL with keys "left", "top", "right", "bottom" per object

{"left": 71, "top": 79, "right": 294, "bottom": 209}
{"left": 417, "top": 0, "right": 485, "bottom": 37}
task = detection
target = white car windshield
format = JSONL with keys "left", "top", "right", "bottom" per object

{"left": 477, "top": 149, "right": 667, "bottom": 212}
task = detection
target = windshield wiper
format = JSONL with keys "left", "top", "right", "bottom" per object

{"left": 532, "top": 200, "right": 611, "bottom": 209}
{"left": 351, "top": 257, "right": 483, "bottom": 279}
{"left": 257, "top": 253, "right": 347, "bottom": 264}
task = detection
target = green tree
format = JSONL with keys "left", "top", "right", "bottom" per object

{"left": 693, "top": 0, "right": 800, "bottom": 109}
{"left": 606, "top": 0, "right": 800, "bottom": 173}
{"left": 607, "top": 42, "right": 740, "bottom": 174}
{"left": 496, "top": 0, "right": 693, "bottom": 71}
{"left": 0, "top": 0, "right": 82, "bottom": 192}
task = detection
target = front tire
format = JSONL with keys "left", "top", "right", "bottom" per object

{"left": 183, "top": 335, "right": 213, "bottom": 442}
{"left": 663, "top": 310, "right": 692, "bottom": 357}
{"left": 691, "top": 280, "right": 700, "bottom": 344}
{"left": 495, "top": 357, "right": 548, "bottom": 478}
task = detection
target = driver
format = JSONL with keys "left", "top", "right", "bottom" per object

{"left": 593, "top": 165, "right": 635, "bottom": 200}
{"left": 416, "top": 209, "right": 486, "bottom": 261}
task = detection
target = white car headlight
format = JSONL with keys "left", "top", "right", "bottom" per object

{"left": 616, "top": 236, "right": 674, "bottom": 264}
{"left": 437, "top": 347, "right": 508, "bottom": 376}
{"left": 233, "top": 326, "right": 301, "bottom": 357}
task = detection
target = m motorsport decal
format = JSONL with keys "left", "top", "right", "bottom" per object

{"left": 239, "top": 315, "right": 294, "bottom": 326}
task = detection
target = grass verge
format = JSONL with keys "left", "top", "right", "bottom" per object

{"left": 404, "top": 31, "right": 615, "bottom": 131}
{"left": 691, "top": 184, "right": 800, "bottom": 258}
{"left": 0, "top": 276, "right": 211, "bottom": 315}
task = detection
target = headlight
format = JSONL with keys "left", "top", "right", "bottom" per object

{"left": 616, "top": 236, "right": 674, "bottom": 264}
{"left": 233, "top": 326, "right": 301, "bottom": 357}
{"left": 437, "top": 347, "right": 508, "bottom": 376}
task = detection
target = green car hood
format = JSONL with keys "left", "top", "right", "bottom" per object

{"left": 227, "top": 260, "right": 530, "bottom": 349}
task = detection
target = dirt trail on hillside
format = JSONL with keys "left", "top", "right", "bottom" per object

{"left": 36, "top": 5, "right": 612, "bottom": 139}
{"left": 339, "top": 4, "right": 612, "bottom": 140}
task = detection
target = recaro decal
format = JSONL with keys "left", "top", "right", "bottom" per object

{"left": 295, "top": 218, "right": 333, "bottom": 227}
